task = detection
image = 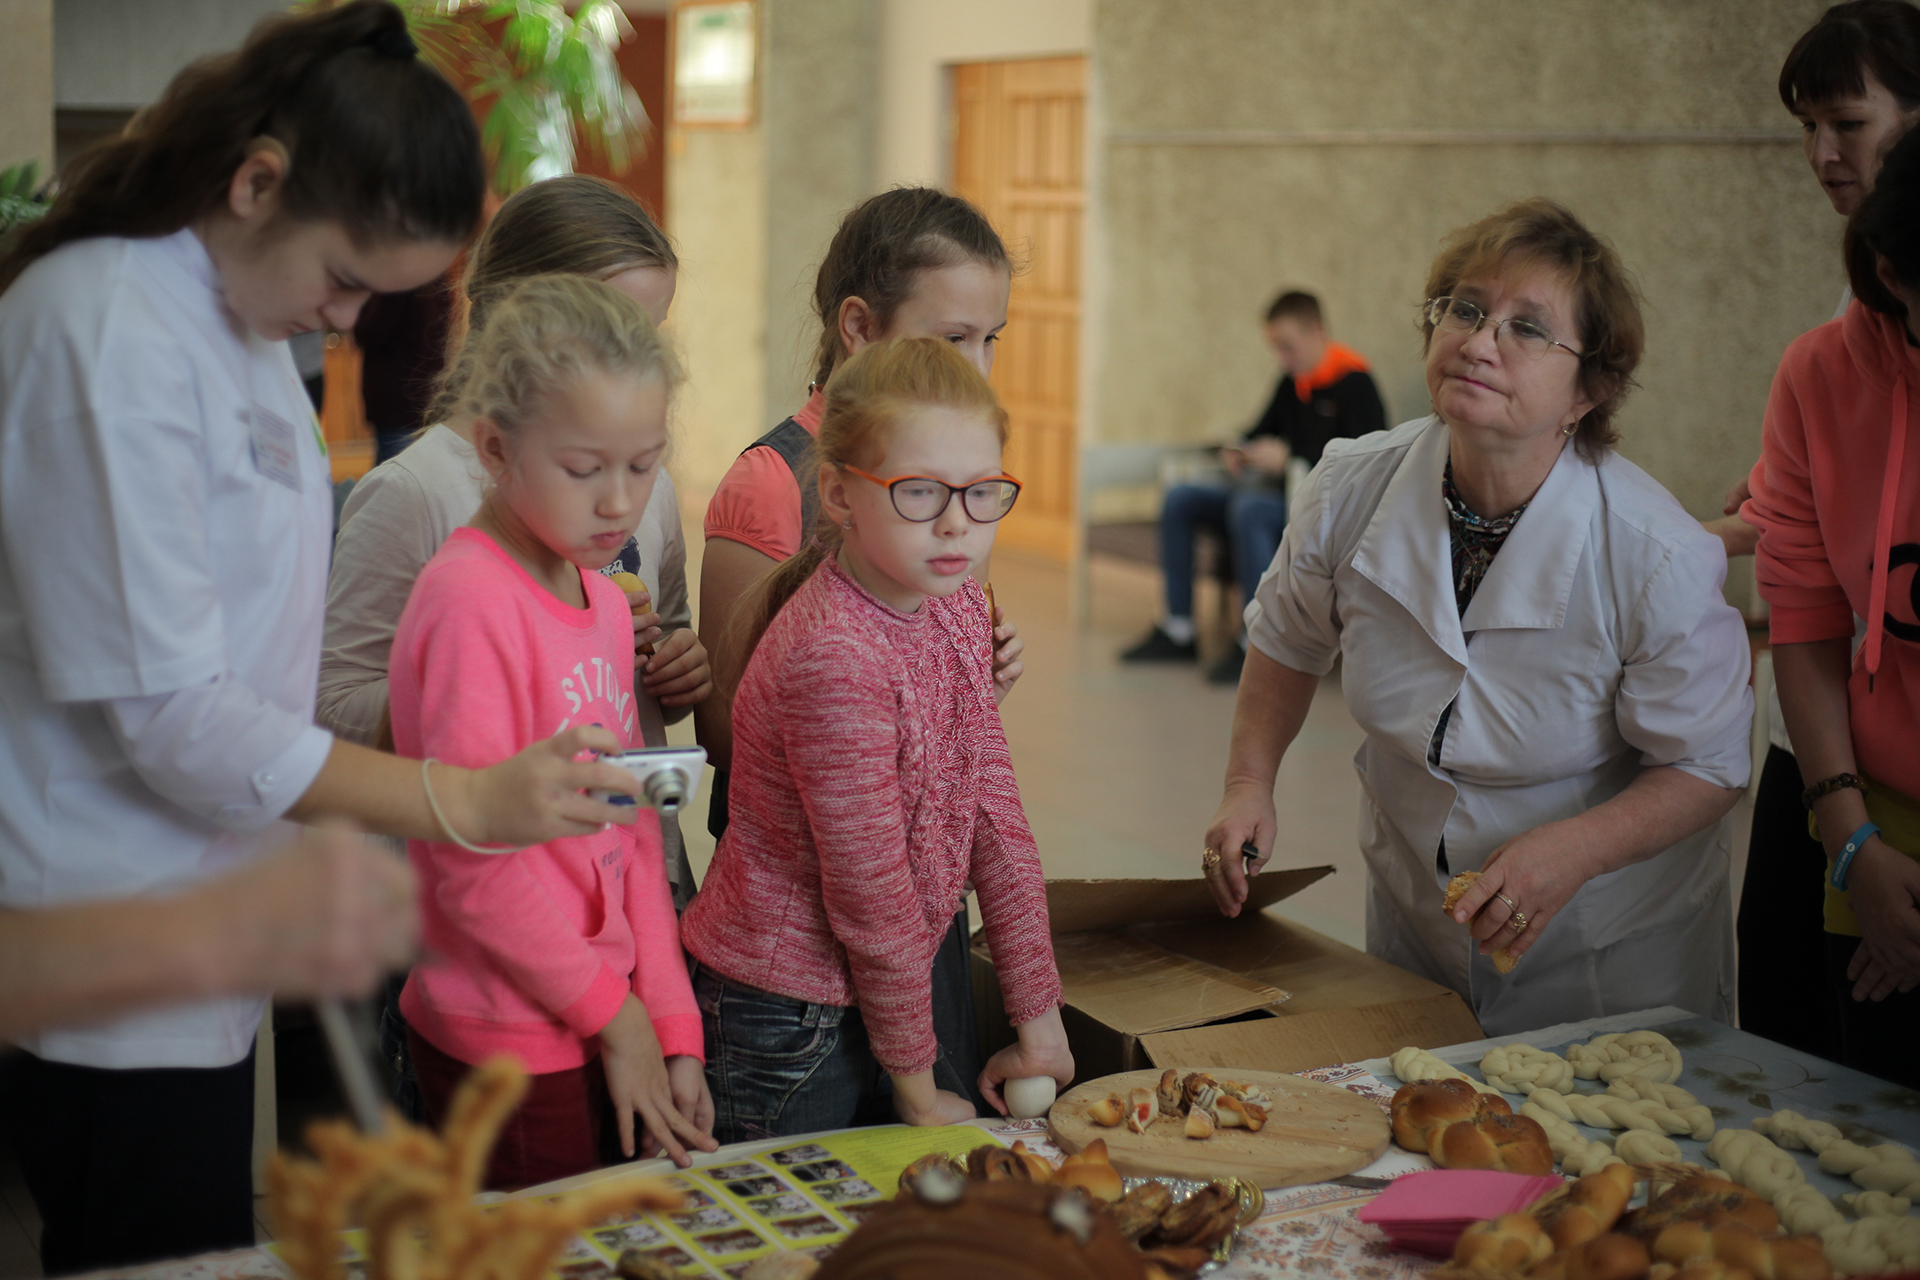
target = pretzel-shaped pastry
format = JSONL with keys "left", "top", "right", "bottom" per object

{"left": 1567, "top": 1032, "right": 1683, "bottom": 1085}
{"left": 1481, "top": 1044, "right": 1576, "bottom": 1096}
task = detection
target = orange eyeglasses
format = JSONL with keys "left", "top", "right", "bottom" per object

{"left": 842, "top": 466, "right": 1023, "bottom": 523}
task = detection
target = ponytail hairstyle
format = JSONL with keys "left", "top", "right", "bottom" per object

{"left": 434, "top": 174, "right": 677, "bottom": 421}
{"left": 0, "top": 0, "right": 484, "bottom": 293}
{"left": 731, "top": 338, "right": 1009, "bottom": 674}
{"left": 808, "top": 187, "right": 1011, "bottom": 388}
{"left": 448, "top": 273, "right": 679, "bottom": 447}
{"left": 1847, "top": 125, "right": 1920, "bottom": 315}
{"left": 1780, "top": 0, "right": 1920, "bottom": 113}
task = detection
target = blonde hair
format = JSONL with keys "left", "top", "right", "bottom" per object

{"left": 732, "top": 337, "right": 1008, "bottom": 671}
{"left": 448, "top": 273, "right": 678, "bottom": 440}
{"left": 432, "top": 176, "right": 676, "bottom": 422}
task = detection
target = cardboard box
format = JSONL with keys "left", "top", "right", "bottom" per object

{"left": 973, "top": 869, "right": 1483, "bottom": 1078}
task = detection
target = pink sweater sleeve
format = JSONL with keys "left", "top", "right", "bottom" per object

{"left": 969, "top": 772, "right": 1064, "bottom": 1030}
{"left": 1744, "top": 350, "right": 1857, "bottom": 644}
{"left": 622, "top": 811, "right": 705, "bottom": 1061}
{"left": 400, "top": 574, "right": 631, "bottom": 1039}
{"left": 779, "top": 633, "right": 940, "bottom": 1075}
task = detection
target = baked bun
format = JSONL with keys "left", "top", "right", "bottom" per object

{"left": 1532, "top": 1164, "right": 1639, "bottom": 1249}
{"left": 1453, "top": 1213, "right": 1554, "bottom": 1273}
{"left": 1525, "top": 1233, "right": 1651, "bottom": 1280}
{"left": 812, "top": 1180, "right": 1149, "bottom": 1280}
{"left": 1434, "top": 1112, "right": 1555, "bottom": 1175}
{"left": 1392, "top": 1078, "right": 1513, "bottom": 1153}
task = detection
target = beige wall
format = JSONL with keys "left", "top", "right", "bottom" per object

{"left": 1088, "top": 0, "right": 1838, "bottom": 608}
{"left": 874, "top": 0, "right": 1091, "bottom": 187}
{"left": 1, "top": 0, "right": 54, "bottom": 173}
{"left": 666, "top": 0, "right": 878, "bottom": 497}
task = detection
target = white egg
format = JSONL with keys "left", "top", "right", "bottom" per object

{"left": 1005, "top": 1076, "right": 1057, "bottom": 1119}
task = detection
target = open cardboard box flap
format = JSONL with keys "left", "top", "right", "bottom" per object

{"left": 1037, "top": 868, "right": 1334, "bottom": 1036}
{"left": 1043, "top": 866, "right": 1333, "bottom": 935}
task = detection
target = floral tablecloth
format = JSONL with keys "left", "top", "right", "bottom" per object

{"left": 79, "top": 1062, "right": 1426, "bottom": 1280}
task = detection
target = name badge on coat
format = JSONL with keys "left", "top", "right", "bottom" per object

{"left": 246, "top": 406, "right": 304, "bottom": 493}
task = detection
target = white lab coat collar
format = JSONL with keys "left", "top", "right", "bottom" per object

{"left": 1351, "top": 418, "right": 1464, "bottom": 664}
{"left": 1351, "top": 417, "right": 1597, "bottom": 657}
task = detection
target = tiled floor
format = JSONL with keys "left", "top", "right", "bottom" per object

{"left": 0, "top": 502, "right": 1754, "bottom": 1277}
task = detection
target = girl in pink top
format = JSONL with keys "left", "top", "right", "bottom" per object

{"left": 390, "top": 275, "right": 715, "bottom": 1186}
{"left": 681, "top": 338, "right": 1070, "bottom": 1142}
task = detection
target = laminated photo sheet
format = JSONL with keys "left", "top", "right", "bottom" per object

{"left": 310, "top": 1125, "right": 1007, "bottom": 1280}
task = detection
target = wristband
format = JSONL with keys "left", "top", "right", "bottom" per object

{"left": 1830, "top": 822, "right": 1882, "bottom": 892}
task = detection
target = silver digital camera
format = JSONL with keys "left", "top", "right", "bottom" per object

{"left": 593, "top": 746, "right": 708, "bottom": 815}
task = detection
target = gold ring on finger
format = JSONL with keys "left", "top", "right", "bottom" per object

{"left": 1201, "top": 847, "right": 1222, "bottom": 872}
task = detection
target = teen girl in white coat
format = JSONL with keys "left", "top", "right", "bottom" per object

{"left": 1203, "top": 201, "right": 1753, "bottom": 1036}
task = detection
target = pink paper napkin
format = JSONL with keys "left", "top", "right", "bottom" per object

{"left": 1357, "top": 1169, "right": 1564, "bottom": 1257}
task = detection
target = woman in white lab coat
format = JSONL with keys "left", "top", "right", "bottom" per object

{"left": 1201, "top": 199, "right": 1754, "bottom": 1036}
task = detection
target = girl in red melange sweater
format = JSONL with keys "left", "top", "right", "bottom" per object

{"left": 680, "top": 338, "right": 1070, "bottom": 1141}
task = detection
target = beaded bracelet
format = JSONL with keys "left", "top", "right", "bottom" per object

{"left": 1830, "top": 822, "right": 1882, "bottom": 892}
{"left": 1802, "top": 772, "right": 1868, "bottom": 809}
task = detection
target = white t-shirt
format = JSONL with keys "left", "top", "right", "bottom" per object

{"left": 318, "top": 423, "right": 691, "bottom": 748}
{"left": 0, "top": 229, "right": 335, "bottom": 1068}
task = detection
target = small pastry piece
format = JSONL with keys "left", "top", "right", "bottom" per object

{"left": 1452, "top": 1213, "right": 1555, "bottom": 1274}
{"left": 1156, "top": 1068, "right": 1184, "bottom": 1115}
{"left": 1009, "top": 1139, "right": 1055, "bottom": 1183}
{"left": 1181, "top": 1072, "right": 1219, "bottom": 1109}
{"left": 1184, "top": 1107, "right": 1215, "bottom": 1140}
{"left": 1056, "top": 1139, "right": 1122, "bottom": 1203}
{"left": 1221, "top": 1080, "right": 1274, "bottom": 1109}
{"left": 1144, "top": 1182, "right": 1240, "bottom": 1252}
{"left": 1214, "top": 1096, "right": 1268, "bottom": 1132}
{"left": 1126, "top": 1087, "right": 1158, "bottom": 1134}
{"left": 968, "top": 1145, "right": 1036, "bottom": 1182}
{"left": 1087, "top": 1093, "right": 1126, "bottom": 1127}
{"left": 1109, "top": 1180, "right": 1174, "bottom": 1241}
{"left": 1441, "top": 871, "right": 1519, "bottom": 973}
{"left": 898, "top": 1152, "right": 966, "bottom": 1201}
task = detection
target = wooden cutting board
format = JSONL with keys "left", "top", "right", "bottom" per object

{"left": 1048, "top": 1067, "right": 1390, "bottom": 1185}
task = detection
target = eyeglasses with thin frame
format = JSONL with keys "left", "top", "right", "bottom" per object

{"left": 1426, "top": 296, "right": 1585, "bottom": 361}
{"left": 842, "top": 465, "right": 1024, "bottom": 523}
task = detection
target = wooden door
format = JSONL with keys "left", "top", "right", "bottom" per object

{"left": 952, "top": 56, "right": 1084, "bottom": 563}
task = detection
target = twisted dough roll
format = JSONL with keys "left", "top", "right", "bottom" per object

{"left": 1707, "top": 1129, "right": 1808, "bottom": 1201}
{"left": 1527, "top": 1086, "right": 1714, "bottom": 1140}
{"left": 1391, "top": 1046, "right": 1503, "bottom": 1094}
{"left": 1772, "top": 1184, "right": 1846, "bottom": 1234}
{"left": 1840, "top": 1190, "right": 1911, "bottom": 1218}
{"left": 1519, "top": 1099, "right": 1624, "bottom": 1177}
{"left": 1531, "top": 1164, "right": 1640, "bottom": 1249}
{"left": 1567, "top": 1032, "right": 1683, "bottom": 1085}
{"left": 1607, "top": 1079, "right": 1701, "bottom": 1110}
{"left": 1614, "top": 1130, "right": 1688, "bottom": 1166}
{"left": 1754, "top": 1111, "right": 1845, "bottom": 1155}
{"left": 1482, "top": 1044, "right": 1576, "bottom": 1096}
{"left": 1816, "top": 1140, "right": 1920, "bottom": 1199}
{"left": 1819, "top": 1214, "right": 1920, "bottom": 1276}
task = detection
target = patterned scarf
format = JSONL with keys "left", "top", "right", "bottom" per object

{"left": 1442, "top": 459, "right": 1527, "bottom": 617}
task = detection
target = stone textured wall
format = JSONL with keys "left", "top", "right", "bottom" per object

{"left": 0, "top": 0, "right": 53, "bottom": 172}
{"left": 1088, "top": 0, "right": 1838, "bottom": 606}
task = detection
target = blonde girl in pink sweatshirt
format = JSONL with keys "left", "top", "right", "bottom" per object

{"left": 389, "top": 274, "right": 715, "bottom": 1187}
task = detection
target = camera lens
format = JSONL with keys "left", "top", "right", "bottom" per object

{"left": 643, "top": 767, "right": 689, "bottom": 814}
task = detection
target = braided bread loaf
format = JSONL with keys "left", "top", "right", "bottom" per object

{"left": 1707, "top": 1129, "right": 1808, "bottom": 1201}
{"left": 1520, "top": 1099, "right": 1624, "bottom": 1177}
{"left": 1526, "top": 1233, "right": 1651, "bottom": 1280}
{"left": 1614, "top": 1130, "right": 1688, "bottom": 1167}
{"left": 1531, "top": 1164, "right": 1639, "bottom": 1249}
{"left": 1482, "top": 1044, "right": 1576, "bottom": 1096}
{"left": 1567, "top": 1032, "right": 1683, "bottom": 1085}
{"left": 1840, "top": 1190, "right": 1911, "bottom": 1218}
{"left": 1820, "top": 1213, "right": 1920, "bottom": 1275}
{"left": 1618, "top": 1175, "right": 1780, "bottom": 1240}
{"left": 1392, "top": 1079, "right": 1554, "bottom": 1173}
{"left": 1450, "top": 1212, "right": 1554, "bottom": 1273}
{"left": 1816, "top": 1140, "right": 1920, "bottom": 1199}
{"left": 1648, "top": 1221, "right": 1831, "bottom": 1280}
{"left": 1527, "top": 1086, "right": 1713, "bottom": 1140}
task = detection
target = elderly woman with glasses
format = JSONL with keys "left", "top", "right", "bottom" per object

{"left": 1199, "top": 199, "right": 1754, "bottom": 1034}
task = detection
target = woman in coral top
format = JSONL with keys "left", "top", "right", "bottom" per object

{"left": 1745, "top": 125, "right": 1920, "bottom": 1088}
{"left": 681, "top": 339, "right": 1070, "bottom": 1141}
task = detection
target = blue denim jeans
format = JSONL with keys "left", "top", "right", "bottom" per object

{"left": 694, "top": 963, "right": 979, "bottom": 1143}
{"left": 1157, "top": 482, "right": 1288, "bottom": 618}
